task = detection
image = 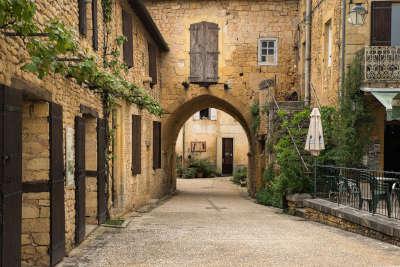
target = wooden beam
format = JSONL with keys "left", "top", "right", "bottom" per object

{"left": 80, "top": 104, "right": 99, "bottom": 118}
{"left": 22, "top": 181, "right": 50, "bottom": 193}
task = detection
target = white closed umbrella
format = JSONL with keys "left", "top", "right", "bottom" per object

{"left": 305, "top": 107, "right": 325, "bottom": 198}
{"left": 305, "top": 108, "right": 325, "bottom": 156}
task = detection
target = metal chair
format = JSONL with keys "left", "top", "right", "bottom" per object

{"left": 358, "top": 171, "right": 391, "bottom": 217}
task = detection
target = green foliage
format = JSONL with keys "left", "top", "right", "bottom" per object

{"left": 101, "top": 0, "right": 113, "bottom": 24}
{"left": 181, "top": 167, "right": 197, "bottom": 179}
{"left": 250, "top": 102, "right": 260, "bottom": 133}
{"left": 336, "top": 54, "right": 373, "bottom": 167}
{"left": 0, "top": 0, "right": 37, "bottom": 34}
{"left": 189, "top": 159, "right": 217, "bottom": 177}
{"left": 1, "top": 1, "right": 163, "bottom": 116}
{"left": 256, "top": 187, "right": 282, "bottom": 207}
{"left": 232, "top": 166, "right": 247, "bottom": 185}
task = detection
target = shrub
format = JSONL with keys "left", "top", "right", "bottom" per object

{"left": 188, "top": 159, "right": 216, "bottom": 178}
{"left": 181, "top": 167, "right": 197, "bottom": 179}
{"left": 232, "top": 166, "right": 247, "bottom": 185}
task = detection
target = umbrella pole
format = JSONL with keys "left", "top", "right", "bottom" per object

{"left": 313, "top": 157, "right": 317, "bottom": 198}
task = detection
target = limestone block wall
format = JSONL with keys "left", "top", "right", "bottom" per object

{"left": 0, "top": 0, "right": 104, "bottom": 256}
{"left": 21, "top": 101, "right": 50, "bottom": 267}
{"left": 145, "top": 0, "right": 300, "bottom": 108}
{"left": 107, "top": 0, "right": 167, "bottom": 217}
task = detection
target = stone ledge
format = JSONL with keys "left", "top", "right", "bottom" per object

{"left": 303, "top": 198, "right": 400, "bottom": 239}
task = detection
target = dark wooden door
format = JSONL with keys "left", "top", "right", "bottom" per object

{"left": 371, "top": 2, "right": 392, "bottom": 46}
{"left": 222, "top": 138, "right": 233, "bottom": 175}
{"left": 49, "top": 103, "right": 65, "bottom": 266}
{"left": 384, "top": 122, "right": 400, "bottom": 172}
{"left": 75, "top": 117, "right": 86, "bottom": 244}
{"left": 97, "top": 118, "right": 107, "bottom": 224}
{"left": 0, "top": 85, "right": 22, "bottom": 267}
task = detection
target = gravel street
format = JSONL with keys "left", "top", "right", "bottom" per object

{"left": 59, "top": 178, "right": 400, "bottom": 267}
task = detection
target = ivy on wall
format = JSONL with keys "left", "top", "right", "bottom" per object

{"left": 0, "top": 0, "right": 163, "bottom": 116}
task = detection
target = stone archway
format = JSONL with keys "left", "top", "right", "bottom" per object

{"left": 161, "top": 89, "right": 263, "bottom": 197}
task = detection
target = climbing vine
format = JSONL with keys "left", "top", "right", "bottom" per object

{"left": 0, "top": 0, "right": 163, "bottom": 116}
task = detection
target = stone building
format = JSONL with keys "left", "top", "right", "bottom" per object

{"left": 298, "top": 0, "right": 400, "bottom": 171}
{"left": 176, "top": 108, "right": 249, "bottom": 175}
{"left": 145, "top": 0, "right": 301, "bottom": 194}
{"left": 0, "top": 0, "right": 168, "bottom": 266}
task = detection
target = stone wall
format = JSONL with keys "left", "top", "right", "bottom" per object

{"left": 176, "top": 109, "right": 249, "bottom": 173}
{"left": 21, "top": 101, "right": 50, "bottom": 266}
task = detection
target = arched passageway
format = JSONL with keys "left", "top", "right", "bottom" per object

{"left": 161, "top": 93, "right": 264, "bottom": 196}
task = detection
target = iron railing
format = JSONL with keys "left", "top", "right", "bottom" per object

{"left": 316, "top": 165, "right": 400, "bottom": 219}
{"left": 364, "top": 46, "right": 400, "bottom": 82}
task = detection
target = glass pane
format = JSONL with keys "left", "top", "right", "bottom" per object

{"left": 261, "top": 41, "right": 268, "bottom": 48}
{"left": 261, "top": 49, "right": 268, "bottom": 55}
{"left": 267, "top": 41, "right": 275, "bottom": 48}
{"left": 267, "top": 55, "right": 275, "bottom": 64}
{"left": 267, "top": 48, "right": 275, "bottom": 55}
{"left": 261, "top": 55, "right": 266, "bottom": 62}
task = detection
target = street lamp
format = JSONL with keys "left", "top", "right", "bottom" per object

{"left": 348, "top": 4, "right": 367, "bottom": 25}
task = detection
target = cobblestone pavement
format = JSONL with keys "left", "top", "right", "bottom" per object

{"left": 59, "top": 178, "right": 400, "bottom": 267}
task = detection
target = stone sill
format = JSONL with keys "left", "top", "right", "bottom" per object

{"left": 303, "top": 198, "right": 400, "bottom": 239}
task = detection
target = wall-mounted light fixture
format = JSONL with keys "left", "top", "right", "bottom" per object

{"left": 348, "top": 3, "right": 367, "bottom": 25}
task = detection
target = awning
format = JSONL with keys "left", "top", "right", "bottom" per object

{"left": 361, "top": 87, "right": 400, "bottom": 121}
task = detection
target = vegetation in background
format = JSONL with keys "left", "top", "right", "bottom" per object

{"left": 179, "top": 158, "right": 218, "bottom": 179}
{"left": 232, "top": 166, "right": 247, "bottom": 185}
{"left": 256, "top": 55, "right": 372, "bottom": 208}
{"left": 250, "top": 102, "right": 261, "bottom": 134}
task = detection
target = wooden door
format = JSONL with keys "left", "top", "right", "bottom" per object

{"left": 49, "top": 103, "right": 65, "bottom": 266}
{"left": 384, "top": 122, "right": 400, "bottom": 172}
{"left": 97, "top": 118, "right": 107, "bottom": 224}
{"left": 222, "top": 138, "right": 233, "bottom": 175}
{"left": 371, "top": 2, "right": 392, "bottom": 46}
{"left": 0, "top": 85, "right": 22, "bottom": 267}
{"left": 74, "top": 117, "right": 86, "bottom": 244}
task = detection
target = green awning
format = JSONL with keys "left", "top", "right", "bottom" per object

{"left": 361, "top": 87, "right": 400, "bottom": 121}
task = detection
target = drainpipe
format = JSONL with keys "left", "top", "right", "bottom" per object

{"left": 304, "top": 0, "right": 312, "bottom": 106}
{"left": 182, "top": 122, "right": 186, "bottom": 168}
{"left": 339, "top": 0, "right": 347, "bottom": 105}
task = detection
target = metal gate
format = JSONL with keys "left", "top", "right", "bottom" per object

{"left": 0, "top": 85, "right": 22, "bottom": 267}
{"left": 75, "top": 116, "right": 86, "bottom": 244}
{"left": 97, "top": 118, "right": 107, "bottom": 224}
{"left": 49, "top": 103, "right": 65, "bottom": 266}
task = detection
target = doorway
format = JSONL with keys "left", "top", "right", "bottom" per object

{"left": 384, "top": 122, "right": 400, "bottom": 172}
{"left": 222, "top": 138, "right": 233, "bottom": 175}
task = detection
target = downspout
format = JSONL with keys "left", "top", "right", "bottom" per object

{"left": 304, "top": 0, "right": 312, "bottom": 106}
{"left": 182, "top": 122, "right": 186, "bottom": 168}
{"left": 339, "top": 0, "right": 347, "bottom": 105}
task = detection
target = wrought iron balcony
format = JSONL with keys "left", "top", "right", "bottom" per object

{"left": 364, "top": 46, "right": 400, "bottom": 82}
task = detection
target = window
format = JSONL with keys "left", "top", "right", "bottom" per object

{"left": 152, "top": 121, "right": 161, "bottom": 169}
{"left": 193, "top": 108, "right": 217, "bottom": 120}
{"left": 78, "top": 0, "right": 87, "bottom": 36}
{"left": 325, "top": 20, "right": 332, "bottom": 66}
{"left": 92, "top": 0, "right": 98, "bottom": 50}
{"left": 148, "top": 42, "right": 157, "bottom": 85}
{"left": 122, "top": 10, "right": 133, "bottom": 68}
{"left": 258, "top": 38, "right": 278, "bottom": 65}
{"left": 189, "top": 21, "right": 219, "bottom": 84}
{"left": 371, "top": 2, "right": 400, "bottom": 46}
{"left": 131, "top": 115, "right": 141, "bottom": 175}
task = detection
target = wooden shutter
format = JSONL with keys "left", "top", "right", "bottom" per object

{"left": 74, "top": 117, "right": 85, "bottom": 245}
{"left": 92, "top": 0, "right": 98, "bottom": 50}
{"left": 210, "top": 108, "right": 217, "bottom": 120}
{"left": 371, "top": 2, "right": 391, "bottom": 46}
{"left": 122, "top": 10, "right": 133, "bottom": 68}
{"left": 49, "top": 103, "right": 65, "bottom": 266}
{"left": 131, "top": 115, "right": 142, "bottom": 175}
{"left": 193, "top": 112, "right": 200, "bottom": 120}
{"left": 205, "top": 22, "right": 219, "bottom": 83}
{"left": 189, "top": 22, "right": 219, "bottom": 83}
{"left": 78, "top": 0, "right": 87, "bottom": 36}
{"left": 97, "top": 118, "right": 107, "bottom": 224}
{"left": 0, "top": 85, "right": 22, "bottom": 267}
{"left": 148, "top": 42, "right": 157, "bottom": 85}
{"left": 152, "top": 121, "right": 161, "bottom": 169}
